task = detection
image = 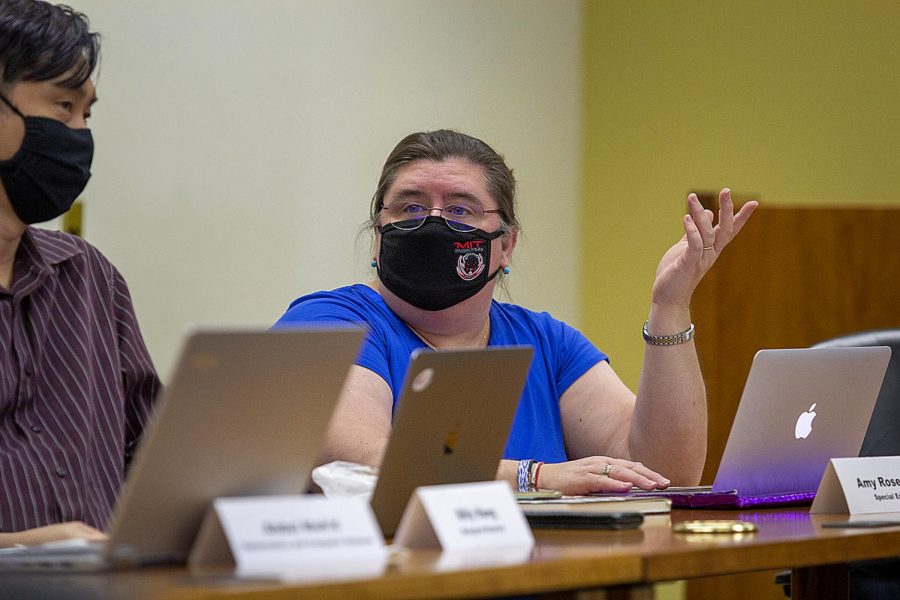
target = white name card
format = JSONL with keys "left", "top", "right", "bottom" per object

{"left": 392, "top": 481, "right": 535, "bottom": 553}
{"left": 188, "top": 495, "right": 387, "bottom": 579}
{"left": 811, "top": 457, "right": 900, "bottom": 515}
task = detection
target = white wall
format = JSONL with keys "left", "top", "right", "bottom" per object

{"left": 66, "top": 0, "right": 582, "bottom": 379}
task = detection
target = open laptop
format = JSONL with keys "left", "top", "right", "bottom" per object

{"left": 632, "top": 346, "right": 891, "bottom": 508}
{"left": 0, "top": 326, "right": 365, "bottom": 570}
{"left": 370, "top": 346, "right": 534, "bottom": 537}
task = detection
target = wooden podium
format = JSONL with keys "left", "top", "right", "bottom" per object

{"left": 687, "top": 198, "right": 900, "bottom": 600}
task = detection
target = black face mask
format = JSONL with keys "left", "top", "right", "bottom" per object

{"left": 0, "top": 91, "right": 93, "bottom": 224}
{"left": 377, "top": 216, "right": 505, "bottom": 311}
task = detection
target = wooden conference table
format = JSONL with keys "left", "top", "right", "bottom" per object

{"left": 3, "top": 508, "right": 899, "bottom": 600}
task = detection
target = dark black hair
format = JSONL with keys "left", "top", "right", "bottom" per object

{"left": 0, "top": 0, "right": 99, "bottom": 89}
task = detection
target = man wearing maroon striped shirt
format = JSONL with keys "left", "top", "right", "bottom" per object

{"left": 0, "top": 0, "right": 160, "bottom": 546}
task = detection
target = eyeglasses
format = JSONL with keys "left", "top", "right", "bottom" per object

{"left": 381, "top": 201, "right": 503, "bottom": 233}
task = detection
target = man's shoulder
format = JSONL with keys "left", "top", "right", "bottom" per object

{"left": 27, "top": 227, "right": 110, "bottom": 266}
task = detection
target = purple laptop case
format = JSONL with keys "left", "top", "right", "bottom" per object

{"left": 614, "top": 488, "right": 816, "bottom": 509}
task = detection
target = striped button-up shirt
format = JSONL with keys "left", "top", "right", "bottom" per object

{"left": 0, "top": 227, "right": 160, "bottom": 532}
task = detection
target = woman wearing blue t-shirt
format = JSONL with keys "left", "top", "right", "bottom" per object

{"left": 275, "top": 129, "right": 757, "bottom": 495}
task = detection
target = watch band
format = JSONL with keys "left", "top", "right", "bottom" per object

{"left": 642, "top": 321, "right": 695, "bottom": 346}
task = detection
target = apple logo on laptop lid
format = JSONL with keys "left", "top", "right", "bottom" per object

{"left": 794, "top": 403, "right": 817, "bottom": 439}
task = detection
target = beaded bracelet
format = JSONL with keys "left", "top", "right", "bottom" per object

{"left": 517, "top": 459, "right": 534, "bottom": 493}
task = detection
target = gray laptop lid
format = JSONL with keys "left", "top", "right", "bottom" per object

{"left": 105, "top": 326, "right": 365, "bottom": 565}
{"left": 371, "top": 346, "right": 533, "bottom": 537}
{"left": 712, "top": 347, "right": 891, "bottom": 496}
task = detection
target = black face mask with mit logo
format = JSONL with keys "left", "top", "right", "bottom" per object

{"left": 377, "top": 216, "right": 504, "bottom": 311}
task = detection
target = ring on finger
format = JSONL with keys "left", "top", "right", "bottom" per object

{"left": 600, "top": 464, "right": 613, "bottom": 477}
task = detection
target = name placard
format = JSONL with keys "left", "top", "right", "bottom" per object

{"left": 811, "top": 457, "right": 900, "bottom": 515}
{"left": 189, "top": 495, "right": 386, "bottom": 578}
{"left": 392, "top": 481, "right": 534, "bottom": 553}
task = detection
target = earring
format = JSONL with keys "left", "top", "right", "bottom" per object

{"left": 370, "top": 259, "right": 377, "bottom": 268}
{"left": 502, "top": 266, "right": 511, "bottom": 275}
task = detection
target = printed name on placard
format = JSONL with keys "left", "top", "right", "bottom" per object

{"left": 856, "top": 476, "right": 900, "bottom": 502}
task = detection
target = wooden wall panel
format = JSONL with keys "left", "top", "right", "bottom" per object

{"left": 686, "top": 202, "right": 900, "bottom": 600}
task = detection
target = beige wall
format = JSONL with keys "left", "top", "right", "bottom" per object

{"left": 582, "top": 1, "right": 900, "bottom": 389}
{"left": 66, "top": 0, "right": 582, "bottom": 379}
{"left": 62, "top": 0, "right": 900, "bottom": 397}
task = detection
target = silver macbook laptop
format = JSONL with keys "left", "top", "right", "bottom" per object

{"left": 632, "top": 346, "right": 891, "bottom": 507}
{"left": 714, "top": 346, "right": 890, "bottom": 494}
{"left": 0, "top": 326, "right": 365, "bottom": 570}
{"left": 370, "top": 346, "right": 534, "bottom": 537}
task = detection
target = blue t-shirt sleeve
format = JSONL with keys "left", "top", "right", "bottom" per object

{"left": 553, "top": 317, "right": 608, "bottom": 395}
{"left": 273, "top": 290, "right": 392, "bottom": 385}
{"left": 494, "top": 303, "right": 610, "bottom": 463}
{"left": 276, "top": 293, "right": 366, "bottom": 326}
